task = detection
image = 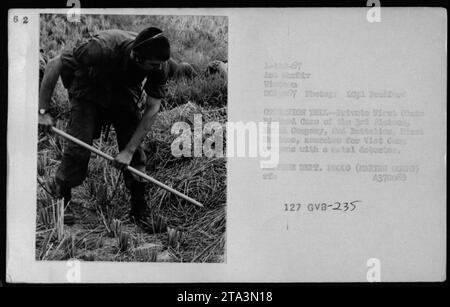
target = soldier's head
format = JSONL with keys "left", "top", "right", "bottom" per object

{"left": 131, "top": 27, "right": 170, "bottom": 73}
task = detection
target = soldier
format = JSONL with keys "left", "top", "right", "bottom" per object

{"left": 39, "top": 27, "right": 173, "bottom": 227}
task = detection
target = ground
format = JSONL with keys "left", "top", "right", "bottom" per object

{"left": 36, "top": 14, "right": 227, "bottom": 262}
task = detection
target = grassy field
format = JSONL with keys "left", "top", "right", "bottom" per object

{"left": 36, "top": 14, "right": 227, "bottom": 262}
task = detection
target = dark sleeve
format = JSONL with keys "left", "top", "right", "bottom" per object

{"left": 59, "top": 48, "right": 78, "bottom": 89}
{"left": 72, "top": 39, "right": 104, "bottom": 66}
{"left": 60, "top": 39, "right": 104, "bottom": 70}
{"left": 144, "top": 67, "right": 168, "bottom": 99}
{"left": 59, "top": 39, "right": 105, "bottom": 89}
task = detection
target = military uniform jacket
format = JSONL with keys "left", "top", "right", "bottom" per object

{"left": 60, "top": 29, "right": 169, "bottom": 109}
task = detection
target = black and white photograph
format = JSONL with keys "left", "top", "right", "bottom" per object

{"left": 5, "top": 6, "right": 446, "bottom": 284}
{"left": 35, "top": 14, "right": 228, "bottom": 262}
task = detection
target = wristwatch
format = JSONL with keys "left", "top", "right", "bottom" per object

{"left": 39, "top": 108, "right": 47, "bottom": 115}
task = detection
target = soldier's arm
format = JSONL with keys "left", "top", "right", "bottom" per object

{"left": 38, "top": 56, "right": 63, "bottom": 129}
{"left": 74, "top": 40, "right": 104, "bottom": 66}
{"left": 39, "top": 55, "right": 63, "bottom": 111}
{"left": 112, "top": 96, "right": 161, "bottom": 169}
{"left": 127, "top": 96, "right": 161, "bottom": 153}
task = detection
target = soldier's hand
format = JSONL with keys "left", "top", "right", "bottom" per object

{"left": 38, "top": 113, "right": 55, "bottom": 133}
{"left": 112, "top": 149, "right": 134, "bottom": 170}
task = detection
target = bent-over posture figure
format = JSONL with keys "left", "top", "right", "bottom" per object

{"left": 39, "top": 27, "right": 177, "bottom": 228}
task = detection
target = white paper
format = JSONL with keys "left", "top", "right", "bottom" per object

{"left": 7, "top": 7, "right": 447, "bottom": 283}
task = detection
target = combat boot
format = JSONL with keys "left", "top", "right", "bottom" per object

{"left": 129, "top": 181, "right": 147, "bottom": 220}
{"left": 129, "top": 181, "right": 167, "bottom": 234}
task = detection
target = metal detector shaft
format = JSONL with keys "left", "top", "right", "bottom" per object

{"left": 51, "top": 126, "right": 204, "bottom": 208}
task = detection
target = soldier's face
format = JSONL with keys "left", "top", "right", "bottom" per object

{"left": 141, "top": 59, "right": 163, "bottom": 72}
